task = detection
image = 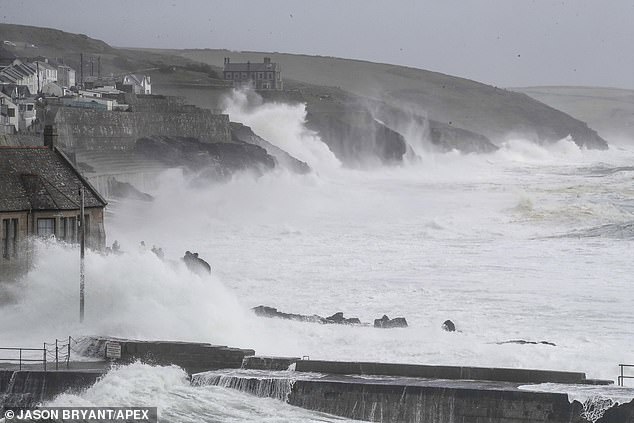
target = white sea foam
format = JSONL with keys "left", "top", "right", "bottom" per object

{"left": 222, "top": 88, "right": 341, "bottom": 172}
{"left": 2, "top": 99, "right": 634, "bottom": 420}
{"left": 47, "top": 362, "right": 358, "bottom": 422}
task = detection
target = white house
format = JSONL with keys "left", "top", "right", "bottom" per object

{"left": 16, "top": 98, "right": 36, "bottom": 130}
{"left": 121, "top": 74, "right": 151, "bottom": 94}
{"left": 0, "top": 91, "right": 19, "bottom": 132}
{"left": 57, "top": 65, "right": 76, "bottom": 88}
{"left": 32, "top": 61, "right": 57, "bottom": 91}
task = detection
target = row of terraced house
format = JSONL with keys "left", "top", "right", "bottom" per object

{"left": 0, "top": 57, "right": 152, "bottom": 134}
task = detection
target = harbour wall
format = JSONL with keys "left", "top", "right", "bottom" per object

{"left": 0, "top": 370, "right": 103, "bottom": 410}
{"left": 53, "top": 96, "right": 231, "bottom": 152}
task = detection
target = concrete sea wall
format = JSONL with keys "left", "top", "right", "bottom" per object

{"left": 53, "top": 100, "right": 231, "bottom": 152}
{"left": 78, "top": 337, "right": 255, "bottom": 375}
{"left": 194, "top": 359, "right": 633, "bottom": 423}
{"left": 0, "top": 370, "right": 102, "bottom": 410}
{"left": 294, "top": 360, "right": 590, "bottom": 385}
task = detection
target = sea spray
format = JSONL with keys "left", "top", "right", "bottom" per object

{"left": 3, "top": 132, "right": 634, "bottom": 383}
{"left": 222, "top": 88, "right": 341, "bottom": 172}
{"left": 0, "top": 238, "right": 287, "bottom": 354}
{"left": 518, "top": 383, "right": 634, "bottom": 423}
{"left": 192, "top": 369, "right": 297, "bottom": 403}
{"left": 47, "top": 363, "right": 357, "bottom": 423}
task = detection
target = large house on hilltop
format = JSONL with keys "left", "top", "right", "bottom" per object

{"left": 0, "top": 146, "right": 107, "bottom": 278}
{"left": 223, "top": 57, "right": 283, "bottom": 90}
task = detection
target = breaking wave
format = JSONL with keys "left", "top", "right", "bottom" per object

{"left": 47, "top": 362, "right": 357, "bottom": 423}
{"left": 222, "top": 88, "right": 341, "bottom": 173}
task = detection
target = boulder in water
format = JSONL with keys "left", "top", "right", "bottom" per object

{"left": 442, "top": 320, "right": 456, "bottom": 332}
{"left": 325, "top": 312, "right": 361, "bottom": 325}
{"left": 183, "top": 251, "right": 211, "bottom": 275}
{"left": 374, "top": 315, "right": 408, "bottom": 328}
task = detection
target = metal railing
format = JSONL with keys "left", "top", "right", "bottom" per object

{"left": 44, "top": 337, "right": 73, "bottom": 371}
{"left": 0, "top": 347, "right": 47, "bottom": 371}
{"left": 618, "top": 364, "right": 634, "bottom": 386}
{"left": 0, "top": 337, "right": 77, "bottom": 372}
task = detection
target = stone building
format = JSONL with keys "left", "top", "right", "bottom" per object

{"left": 0, "top": 146, "right": 107, "bottom": 278}
{"left": 57, "top": 65, "right": 76, "bottom": 88}
{"left": 223, "top": 57, "right": 283, "bottom": 90}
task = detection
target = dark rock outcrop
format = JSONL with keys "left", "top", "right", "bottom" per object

{"left": 306, "top": 110, "right": 407, "bottom": 166}
{"left": 260, "top": 87, "right": 408, "bottom": 166}
{"left": 497, "top": 340, "right": 556, "bottom": 346}
{"left": 371, "top": 103, "right": 498, "bottom": 154}
{"left": 325, "top": 312, "right": 362, "bottom": 325}
{"left": 374, "top": 315, "right": 408, "bottom": 328}
{"left": 183, "top": 251, "right": 211, "bottom": 275}
{"left": 252, "top": 306, "right": 367, "bottom": 326}
{"left": 252, "top": 306, "right": 327, "bottom": 324}
{"left": 107, "top": 177, "right": 153, "bottom": 201}
{"left": 135, "top": 136, "right": 275, "bottom": 179}
{"left": 230, "top": 122, "right": 310, "bottom": 174}
{"left": 442, "top": 320, "right": 456, "bottom": 332}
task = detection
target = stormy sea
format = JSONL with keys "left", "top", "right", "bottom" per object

{"left": 2, "top": 98, "right": 634, "bottom": 421}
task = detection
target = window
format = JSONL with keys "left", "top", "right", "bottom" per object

{"left": 7, "top": 108, "right": 15, "bottom": 117}
{"left": 27, "top": 104, "right": 33, "bottom": 111}
{"left": 267, "top": 72, "right": 272, "bottom": 80}
{"left": 258, "top": 72, "right": 263, "bottom": 79}
{"left": 225, "top": 73, "right": 232, "bottom": 79}
{"left": 62, "top": 217, "right": 77, "bottom": 243}
{"left": 2, "top": 219, "right": 8, "bottom": 258}
{"left": 2, "top": 219, "right": 18, "bottom": 259}
{"left": 37, "top": 218, "right": 55, "bottom": 237}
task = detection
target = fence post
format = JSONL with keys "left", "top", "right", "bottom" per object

{"left": 620, "top": 365, "right": 624, "bottom": 387}
{"left": 19, "top": 349, "right": 22, "bottom": 371}
{"left": 67, "top": 336, "right": 71, "bottom": 368}
{"left": 55, "top": 339, "right": 59, "bottom": 371}
{"left": 43, "top": 347, "right": 46, "bottom": 372}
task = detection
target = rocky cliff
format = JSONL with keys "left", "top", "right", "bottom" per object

{"left": 230, "top": 122, "right": 310, "bottom": 173}
{"left": 177, "top": 49, "right": 609, "bottom": 149}
{"left": 135, "top": 136, "right": 275, "bottom": 180}
{"left": 260, "top": 86, "right": 408, "bottom": 166}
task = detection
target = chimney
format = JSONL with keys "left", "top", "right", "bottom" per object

{"left": 43, "top": 125, "right": 58, "bottom": 149}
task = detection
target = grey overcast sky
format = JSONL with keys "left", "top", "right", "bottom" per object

{"left": 2, "top": 0, "right": 634, "bottom": 88}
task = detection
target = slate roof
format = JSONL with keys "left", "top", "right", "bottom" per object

{"left": 0, "top": 84, "right": 32, "bottom": 98}
{"left": 0, "top": 147, "right": 107, "bottom": 212}
{"left": 224, "top": 62, "right": 278, "bottom": 73}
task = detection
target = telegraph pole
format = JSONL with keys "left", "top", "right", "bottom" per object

{"left": 79, "top": 187, "right": 85, "bottom": 323}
